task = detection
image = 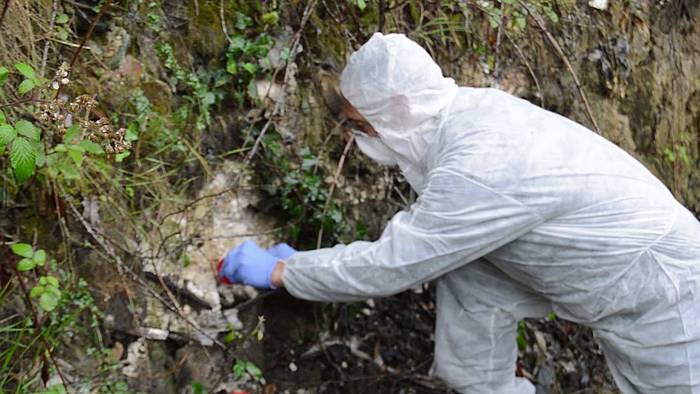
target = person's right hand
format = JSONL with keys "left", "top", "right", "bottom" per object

{"left": 218, "top": 240, "right": 280, "bottom": 289}
{"left": 266, "top": 243, "right": 297, "bottom": 260}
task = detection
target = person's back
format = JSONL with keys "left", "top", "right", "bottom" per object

{"left": 432, "top": 86, "right": 700, "bottom": 392}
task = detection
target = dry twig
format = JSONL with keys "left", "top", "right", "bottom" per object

{"left": 316, "top": 133, "right": 355, "bottom": 248}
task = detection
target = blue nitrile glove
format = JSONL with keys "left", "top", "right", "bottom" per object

{"left": 266, "top": 243, "right": 297, "bottom": 260}
{"left": 219, "top": 240, "right": 279, "bottom": 289}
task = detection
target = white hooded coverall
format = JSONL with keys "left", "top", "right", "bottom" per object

{"left": 283, "top": 33, "right": 700, "bottom": 393}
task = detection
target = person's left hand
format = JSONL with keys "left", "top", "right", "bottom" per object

{"left": 217, "top": 240, "right": 280, "bottom": 289}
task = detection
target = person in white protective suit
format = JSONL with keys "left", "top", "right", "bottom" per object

{"left": 218, "top": 33, "right": 700, "bottom": 393}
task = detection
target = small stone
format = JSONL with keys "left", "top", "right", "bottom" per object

{"left": 341, "top": 361, "right": 348, "bottom": 369}
{"left": 588, "top": 0, "right": 608, "bottom": 10}
{"left": 288, "top": 362, "right": 298, "bottom": 372}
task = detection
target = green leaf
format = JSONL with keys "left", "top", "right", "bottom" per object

{"left": 232, "top": 361, "right": 246, "bottom": 380}
{"left": 245, "top": 362, "right": 262, "bottom": 378}
{"left": 543, "top": 6, "right": 559, "bottom": 23}
{"left": 125, "top": 124, "right": 138, "bottom": 141}
{"left": 357, "top": 0, "right": 366, "bottom": 11}
{"left": 43, "top": 285, "right": 61, "bottom": 298}
{"left": 56, "top": 27, "right": 69, "bottom": 41}
{"left": 15, "top": 120, "right": 40, "bottom": 141}
{"left": 115, "top": 151, "right": 130, "bottom": 162}
{"left": 58, "top": 159, "right": 79, "bottom": 179}
{"left": 261, "top": 11, "right": 279, "bottom": 25}
{"left": 0, "top": 124, "right": 16, "bottom": 146}
{"left": 14, "top": 63, "right": 36, "bottom": 79}
{"left": 226, "top": 60, "right": 238, "bottom": 75}
{"left": 17, "top": 79, "right": 35, "bottom": 95}
{"left": 234, "top": 12, "right": 253, "bottom": 30}
{"left": 45, "top": 276, "right": 59, "bottom": 287}
{"left": 68, "top": 148, "right": 84, "bottom": 167}
{"left": 17, "top": 258, "right": 36, "bottom": 271}
{"left": 63, "top": 125, "right": 80, "bottom": 143}
{"left": 10, "top": 243, "right": 33, "bottom": 257}
{"left": 33, "top": 249, "right": 46, "bottom": 264}
{"left": 55, "top": 13, "right": 69, "bottom": 24}
{"left": 39, "top": 292, "right": 59, "bottom": 311}
{"left": 241, "top": 62, "right": 257, "bottom": 74}
{"left": 10, "top": 137, "right": 37, "bottom": 183}
{"left": 0, "top": 109, "right": 5, "bottom": 123}
{"left": 79, "top": 139, "right": 104, "bottom": 154}
{"left": 0, "top": 67, "right": 8, "bottom": 86}
{"left": 30, "top": 286, "right": 44, "bottom": 298}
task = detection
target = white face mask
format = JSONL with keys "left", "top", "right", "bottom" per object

{"left": 354, "top": 132, "right": 398, "bottom": 166}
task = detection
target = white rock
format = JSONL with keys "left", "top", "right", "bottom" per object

{"left": 289, "top": 362, "right": 298, "bottom": 372}
{"left": 588, "top": 0, "right": 608, "bottom": 10}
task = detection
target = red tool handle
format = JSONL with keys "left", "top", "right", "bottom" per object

{"left": 216, "top": 258, "right": 233, "bottom": 285}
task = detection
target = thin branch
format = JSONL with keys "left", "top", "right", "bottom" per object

{"left": 492, "top": 0, "right": 506, "bottom": 85}
{"left": 503, "top": 30, "right": 544, "bottom": 107}
{"left": 40, "top": 0, "right": 59, "bottom": 78}
{"left": 316, "top": 134, "right": 355, "bottom": 249}
{"left": 60, "top": 187, "right": 227, "bottom": 350}
{"left": 220, "top": 0, "right": 232, "bottom": 45}
{"left": 520, "top": 1, "right": 601, "bottom": 134}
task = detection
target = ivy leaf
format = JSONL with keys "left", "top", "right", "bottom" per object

{"left": 44, "top": 285, "right": 61, "bottom": 298}
{"left": 0, "top": 124, "right": 17, "bottom": 146}
{"left": 45, "top": 276, "right": 59, "bottom": 287}
{"left": 0, "top": 67, "right": 8, "bottom": 86}
{"left": 15, "top": 120, "right": 40, "bottom": 141}
{"left": 30, "top": 285, "right": 44, "bottom": 298}
{"left": 79, "top": 139, "right": 104, "bottom": 154}
{"left": 17, "top": 79, "right": 35, "bottom": 95}
{"left": 14, "top": 63, "right": 36, "bottom": 80}
{"left": 10, "top": 137, "right": 37, "bottom": 183}
{"left": 17, "top": 258, "right": 36, "bottom": 271}
{"left": 55, "top": 13, "right": 70, "bottom": 24}
{"left": 10, "top": 243, "right": 33, "bottom": 258}
{"left": 241, "top": 62, "right": 257, "bottom": 74}
{"left": 33, "top": 249, "right": 47, "bottom": 265}
{"left": 39, "top": 292, "right": 59, "bottom": 312}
